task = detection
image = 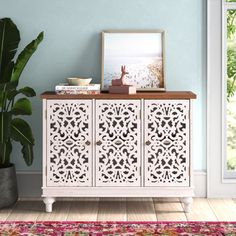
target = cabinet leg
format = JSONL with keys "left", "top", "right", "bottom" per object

{"left": 181, "top": 197, "right": 193, "bottom": 213}
{"left": 43, "top": 197, "right": 56, "bottom": 213}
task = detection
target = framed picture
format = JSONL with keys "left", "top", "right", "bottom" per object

{"left": 101, "top": 30, "right": 165, "bottom": 91}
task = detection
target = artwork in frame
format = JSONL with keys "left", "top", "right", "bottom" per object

{"left": 101, "top": 30, "right": 165, "bottom": 91}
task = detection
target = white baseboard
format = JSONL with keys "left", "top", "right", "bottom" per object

{"left": 193, "top": 171, "right": 207, "bottom": 197}
{"left": 16, "top": 171, "right": 207, "bottom": 198}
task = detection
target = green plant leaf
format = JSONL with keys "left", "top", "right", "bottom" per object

{"left": 19, "top": 87, "right": 36, "bottom": 97}
{"left": 10, "top": 118, "right": 34, "bottom": 145}
{"left": 2, "top": 61, "right": 14, "bottom": 82}
{"left": 6, "top": 89, "right": 18, "bottom": 101}
{"left": 7, "top": 87, "right": 36, "bottom": 101}
{"left": 0, "top": 92, "right": 3, "bottom": 108}
{"left": 0, "top": 18, "right": 20, "bottom": 82}
{"left": 0, "top": 112, "right": 11, "bottom": 144}
{"left": 20, "top": 142, "right": 33, "bottom": 166}
{"left": 0, "top": 81, "right": 17, "bottom": 109}
{"left": 0, "top": 81, "right": 18, "bottom": 107}
{"left": 0, "top": 139, "right": 12, "bottom": 167}
{"left": 10, "top": 118, "right": 34, "bottom": 166}
{"left": 11, "top": 98, "right": 32, "bottom": 115}
{"left": 11, "top": 31, "right": 44, "bottom": 83}
{"left": 0, "top": 81, "right": 17, "bottom": 90}
{"left": 0, "top": 18, "right": 42, "bottom": 167}
{"left": 12, "top": 98, "right": 31, "bottom": 115}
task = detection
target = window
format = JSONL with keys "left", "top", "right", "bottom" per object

{"left": 223, "top": 0, "right": 236, "bottom": 178}
{"left": 208, "top": 0, "right": 236, "bottom": 196}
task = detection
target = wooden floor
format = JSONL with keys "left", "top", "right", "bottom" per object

{"left": 1, "top": 198, "right": 236, "bottom": 221}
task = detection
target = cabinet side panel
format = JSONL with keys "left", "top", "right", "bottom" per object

{"left": 46, "top": 99, "right": 92, "bottom": 187}
{"left": 144, "top": 99, "right": 190, "bottom": 187}
{"left": 42, "top": 99, "right": 47, "bottom": 190}
{"left": 95, "top": 100, "right": 141, "bottom": 187}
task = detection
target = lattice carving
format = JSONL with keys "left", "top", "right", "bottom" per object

{"left": 144, "top": 100, "right": 190, "bottom": 186}
{"left": 96, "top": 100, "right": 141, "bottom": 186}
{"left": 47, "top": 100, "right": 92, "bottom": 186}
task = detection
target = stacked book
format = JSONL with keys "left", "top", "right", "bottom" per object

{"left": 55, "top": 83, "right": 101, "bottom": 95}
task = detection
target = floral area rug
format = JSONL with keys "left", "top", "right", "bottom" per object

{"left": 0, "top": 221, "right": 236, "bottom": 235}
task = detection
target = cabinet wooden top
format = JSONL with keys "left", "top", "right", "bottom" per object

{"left": 41, "top": 91, "right": 197, "bottom": 99}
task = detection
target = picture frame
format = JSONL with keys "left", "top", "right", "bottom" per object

{"left": 101, "top": 30, "right": 165, "bottom": 91}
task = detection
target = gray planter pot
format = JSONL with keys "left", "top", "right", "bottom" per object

{"left": 0, "top": 164, "right": 18, "bottom": 208}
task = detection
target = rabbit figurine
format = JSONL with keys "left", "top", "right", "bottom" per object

{"left": 112, "top": 65, "right": 129, "bottom": 86}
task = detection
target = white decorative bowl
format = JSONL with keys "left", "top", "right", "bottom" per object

{"left": 67, "top": 77, "right": 92, "bottom": 86}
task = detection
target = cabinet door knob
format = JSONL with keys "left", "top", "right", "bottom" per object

{"left": 114, "top": 140, "right": 122, "bottom": 145}
{"left": 85, "top": 140, "right": 91, "bottom": 146}
{"left": 145, "top": 140, "right": 151, "bottom": 146}
{"left": 96, "top": 140, "right": 102, "bottom": 146}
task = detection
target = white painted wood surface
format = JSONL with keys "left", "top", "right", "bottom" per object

{"left": 42, "top": 98, "right": 194, "bottom": 212}
{"left": 95, "top": 100, "right": 141, "bottom": 187}
{"left": 46, "top": 100, "right": 92, "bottom": 187}
{"left": 144, "top": 100, "right": 190, "bottom": 187}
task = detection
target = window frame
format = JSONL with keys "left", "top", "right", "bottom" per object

{"left": 222, "top": 0, "right": 236, "bottom": 180}
{"left": 207, "top": 0, "right": 236, "bottom": 197}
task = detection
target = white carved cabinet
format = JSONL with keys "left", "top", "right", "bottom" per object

{"left": 95, "top": 100, "right": 141, "bottom": 187}
{"left": 144, "top": 100, "right": 190, "bottom": 187}
{"left": 46, "top": 100, "right": 92, "bottom": 187}
{"left": 41, "top": 92, "right": 196, "bottom": 213}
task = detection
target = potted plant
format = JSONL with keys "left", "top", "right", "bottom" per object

{"left": 0, "top": 18, "right": 43, "bottom": 208}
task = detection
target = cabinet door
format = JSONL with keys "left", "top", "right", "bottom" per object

{"left": 144, "top": 100, "right": 190, "bottom": 187}
{"left": 46, "top": 100, "right": 92, "bottom": 187}
{"left": 95, "top": 100, "right": 141, "bottom": 186}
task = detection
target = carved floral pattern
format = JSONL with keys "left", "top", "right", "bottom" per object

{"left": 47, "top": 100, "right": 92, "bottom": 186}
{"left": 145, "top": 100, "right": 190, "bottom": 186}
{"left": 96, "top": 100, "right": 141, "bottom": 186}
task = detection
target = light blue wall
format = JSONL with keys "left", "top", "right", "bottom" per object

{"left": 0, "top": 0, "right": 206, "bottom": 171}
